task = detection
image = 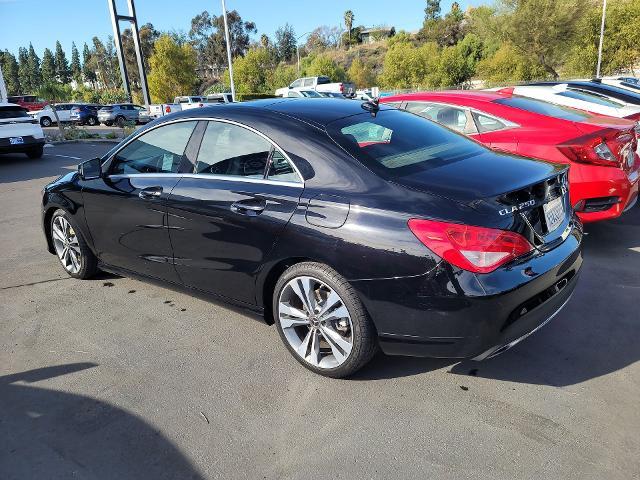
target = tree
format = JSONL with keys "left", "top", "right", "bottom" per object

{"left": 70, "top": 42, "right": 82, "bottom": 84}
{"left": 306, "top": 54, "right": 346, "bottom": 81}
{"left": 498, "top": 0, "right": 586, "bottom": 79}
{"left": 269, "top": 63, "right": 298, "bottom": 92}
{"left": 275, "top": 23, "right": 296, "bottom": 62}
{"left": 54, "top": 41, "right": 70, "bottom": 84}
{"left": 17, "top": 48, "right": 29, "bottom": 93}
{"left": 439, "top": 2, "right": 467, "bottom": 46}
{"left": 224, "top": 47, "right": 273, "bottom": 94}
{"left": 305, "top": 26, "right": 341, "bottom": 52}
{"left": 260, "top": 34, "right": 270, "bottom": 49}
{"left": 347, "top": 58, "right": 375, "bottom": 88}
{"left": 343, "top": 10, "right": 354, "bottom": 47}
{"left": 189, "top": 10, "right": 256, "bottom": 78}
{"left": 26, "top": 44, "right": 42, "bottom": 92}
{"left": 425, "top": 0, "right": 441, "bottom": 20}
{"left": 476, "top": 43, "right": 547, "bottom": 84}
{"left": 379, "top": 41, "right": 440, "bottom": 89}
{"left": 82, "top": 43, "right": 96, "bottom": 86}
{"left": 148, "top": 35, "right": 198, "bottom": 103}
{"left": 88, "top": 36, "right": 120, "bottom": 89}
{"left": 41, "top": 48, "right": 56, "bottom": 83}
{"left": 0, "top": 50, "right": 20, "bottom": 94}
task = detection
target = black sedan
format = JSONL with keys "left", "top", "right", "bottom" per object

{"left": 41, "top": 99, "right": 583, "bottom": 377}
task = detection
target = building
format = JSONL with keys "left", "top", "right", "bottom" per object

{"left": 359, "top": 26, "right": 396, "bottom": 44}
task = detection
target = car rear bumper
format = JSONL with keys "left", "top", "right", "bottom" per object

{"left": 0, "top": 136, "right": 45, "bottom": 154}
{"left": 351, "top": 218, "right": 583, "bottom": 359}
{"left": 572, "top": 165, "right": 639, "bottom": 223}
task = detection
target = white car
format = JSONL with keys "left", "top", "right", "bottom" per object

{"left": 30, "top": 103, "right": 76, "bottom": 127}
{"left": 600, "top": 77, "right": 640, "bottom": 94}
{"left": 0, "top": 102, "right": 45, "bottom": 158}
{"left": 275, "top": 76, "right": 356, "bottom": 98}
{"left": 507, "top": 84, "right": 640, "bottom": 119}
{"left": 284, "top": 89, "right": 323, "bottom": 98}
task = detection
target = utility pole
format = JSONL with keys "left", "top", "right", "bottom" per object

{"left": 221, "top": 0, "right": 235, "bottom": 102}
{"left": 596, "top": 0, "right": 607, "bottom": 78}
{"left": 0, "top": 64, "right": 7, "bottom": 103}
{"left": 107, "top": 0, "right": 151, "bottom": 106}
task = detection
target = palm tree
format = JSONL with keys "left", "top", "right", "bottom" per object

{"left": 343, "top": 10, "right": 354, "bottom": 48}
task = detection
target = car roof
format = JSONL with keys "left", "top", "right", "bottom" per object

{"left": 0, "top": 102, "right": 23, "bottom": 108}
{"left": 168, "top": 98, "right": 394, "bottom": 127}
{"left": 388, "top": 90, "right": 507, "bottom": 103}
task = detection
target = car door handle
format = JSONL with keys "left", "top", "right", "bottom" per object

{"left": 230, "top": 199, "right": 266, "bottom": 216}
{"left": 139, "top": 186, "right": 163, "bottom": 199}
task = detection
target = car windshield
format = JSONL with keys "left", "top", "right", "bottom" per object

{"left": 494, "top": 96, "right": 591, "bottom": 121}
{"left": 559, "top": 89, "right": 625, "bottom": 108}
{"left": 0, "top": 106, "right": 29, "bottom": 119}
{"left": 100, "top": 106, "right": 113, "bottom": 111}
{"left": 327, "top": 109, "right": 485, "bottom": 180}
{"left": 301, "top": 90, "right": 322, "bottom": 98}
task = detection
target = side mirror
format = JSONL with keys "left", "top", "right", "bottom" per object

{"left": 78, "top": 157, "right": 102, "bottom": 180}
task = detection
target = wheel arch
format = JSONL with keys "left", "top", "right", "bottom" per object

{"left": 259, "top": 256, "right": 314, "bottom": 325}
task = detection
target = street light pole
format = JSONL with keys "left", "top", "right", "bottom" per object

{"left": 221, "top": 0, "right": 235, "bottom": 101}
{"left": 596, "top": 0, "right": 607, "bottom": 78}
{"left": 295, "top": 31, "right": 313, "bottom": 73}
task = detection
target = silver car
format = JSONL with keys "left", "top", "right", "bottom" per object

{"left": 97, "top": 104, "right": 149, "bottom": 127}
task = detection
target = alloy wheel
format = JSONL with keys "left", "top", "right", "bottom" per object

{"left": 278, "top": 276, "right": 354, "bottom": 369}
{"left": 52, "top": 216, "right": 82, "bottom": 274}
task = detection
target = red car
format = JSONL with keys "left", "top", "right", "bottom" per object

{"left": 381, "top": 91, "right": 639, "bottom": 223}
{"left": 7, "top": 95, "right": 49, "bottom": 112}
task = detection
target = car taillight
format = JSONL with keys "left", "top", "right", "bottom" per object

{"left": 165, "top": 106, "right": 171, "bottom": 113}
{"left": 558, "top": 129, "right": 635, "bottom": 167}
{"left": 408, "top": 219, "right": 533, "bottom": 274}
{"left": 198, "top": 103, "right": 204, "bottom": 107}
{"left": 340, "top": 84, "right": 344, "bottom": 93}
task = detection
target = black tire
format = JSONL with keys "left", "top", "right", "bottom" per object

{"left": 104, "top": 120, "right": 113, "bottom": 127}
{"left": 40, "top": 117, "right": 52, "bottom": 127}
{"left": 273, "top": 262, "right": 377, "bottom": 378}
{"left": 50, "top": 209, "right": 98, "bottom": 280}
{"left": 87, "top": 116, "right": 98, "bottom": 126}
{"left": 115, "top": 116, "right": 126, "bottom": 128}
{"left": 26, "top": 145, "right": 44, "bottom": 159}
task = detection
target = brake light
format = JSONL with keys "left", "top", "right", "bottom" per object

{"left": 558, "top": 129, "right": 636, "bottom": 167}
{"left": 340, "top": 84, "right": 344, "bottom": 93}
{"left": 408, "top": 219, "right": 533, "bottom": 274}
{"left": 165, "top": 106, "right": 171, "bottom": 113}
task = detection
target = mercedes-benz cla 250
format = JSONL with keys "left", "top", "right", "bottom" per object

{"left": 41, "top": 99, "right": 583, "bottom": 377}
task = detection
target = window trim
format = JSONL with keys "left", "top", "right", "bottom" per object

{"left": 403, "top": 100, "right": 478, "bottom": 135}
{"left": 103, "top": 117, "right": 304, "bottom": 186}
{"left": 469, "top": 109, "right": 519, "bottom": 134}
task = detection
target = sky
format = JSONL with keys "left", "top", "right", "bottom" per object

{"left": 0, "top": 0, "right": 484, "bottom": 58}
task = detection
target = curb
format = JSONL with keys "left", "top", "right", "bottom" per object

{"left": 46, "top": 139, "right": 122, "bottom": 145}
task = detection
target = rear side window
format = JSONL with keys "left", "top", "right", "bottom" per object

{"left": 267, "top": 150, "right": 299, "bottom": 183}
{"left": 303, "top": 78, "right": 315, "bottom": 87}
{"left": 472, "top": 112, "right": 507, "bottom": 133}
{"left": 405, "top": 102, "right": 475, "bottom": 134}
{"left": 327, "top": 109, "right": 484, "bottom": 180}
{"left": 111, "top": 121, "right": 197, "bottom": 174}
{"left": 195, "top": 121, "right": 271, "bottom": 178}
{"left": 0, "top": 106, "right": 29, "bottom": 119}
{"left": 494, "top": 96, "right": 590, "bottom": 121}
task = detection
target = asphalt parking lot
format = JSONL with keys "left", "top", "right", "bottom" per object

{"left": 1, "top": 143, "right": 638, "bottom": 479}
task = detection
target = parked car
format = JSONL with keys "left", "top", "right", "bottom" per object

{"left": 381, "top": 91, "right": 639, "bottom": 223}
{"left": 527, "top": 80, "right": 640, "bottom": 112}
{"left": 7, "top": 95, "right": 48, "bottom": 112}
{"left": 355, "top": 89, "right": 376, "bottom": 101}
{"left": 317, "top": 92, "right": 347, "bottom": 98}
{"left": 600, "top": 77, "right": 640, "bottom": 93}
{"left": 41, "top": 99, "right": 582, "bottom": 377}
{"left": 70, "top": 104, "right": 102, "bottom": 126}
{"left": 98, "top": 104, "right": 149, "bottom": 127}
{"left": 148, "top": 94, "right": 233, "bottom": 119}
{"left": 499, "top": 84, "right": 640, "bottom": 120}
{"left": 275, "top": 76, "right": 356, "bottom": 98}
{"left": 0, "top": 102, "right": 45, "bottom": 158}
{"left": 285, "top": 89, "right": 323, "bottom": 98}
{"left": 30, "top": 103, "right": 75, "bottom": 127}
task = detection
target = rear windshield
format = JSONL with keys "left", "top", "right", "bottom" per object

{"left": 494, "top": 96, "right": 591, "bottom": 121}
{"left": 317, "top": 77, "right": 331, "bottom": 85}
{"left": 327, "top": 109, "right": 484, "bottom": 180}
{"left": 559, "top": 89, "right": 624, "bottom": 108}
{"left": 0, "top": 106, "right": 29, "bottom": 119}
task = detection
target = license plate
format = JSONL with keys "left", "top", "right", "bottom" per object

{"left": 543, "top": 196, "right": 564, "bottom": 233}
{"left": 9, "top": 137, "right": 24, "bottom": 145}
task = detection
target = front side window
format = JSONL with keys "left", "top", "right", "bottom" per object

{"left": 328, "top": 109, "right": 484, "bottom": 180}
{"left": 195, "top": 121, "right": 271, "bottom": 178}
{"left": 405, "top": 102, "right": 474, "bottom": 134}
{"left": 110, "top": 121, "right": 197, "bottom": 175}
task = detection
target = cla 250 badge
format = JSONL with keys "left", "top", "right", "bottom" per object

{"left": 499, "top": 199, "right": 536, "bottom": 216}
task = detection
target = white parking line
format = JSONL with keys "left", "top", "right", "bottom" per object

{"left": 54, "top": 154, "right": 82, "bottom": 160}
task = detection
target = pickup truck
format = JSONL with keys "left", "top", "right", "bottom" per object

{"left": 275, "top": 76, "right": 356, "bottom": 98}
{"left": 148, "top": 94, "right": 233, "bottom": 119}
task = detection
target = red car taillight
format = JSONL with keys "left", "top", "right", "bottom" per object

{"left": 558, "top": 129, "right": 636, "bottom": 167}
{"left": 340, "top": 84, "right": 344, "bottom": 93}
{"left": 165, "top": 106, "right": 171, "bottom": 113}
{"left": 408, "top": 219, "right": 533, "bottom": 274}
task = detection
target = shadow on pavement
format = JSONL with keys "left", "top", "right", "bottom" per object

{"left": 0, "top": 363, "right": 205, "bottom": 480}
{"left": 358, "top": 207, "right": 640, "bottom": 386}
